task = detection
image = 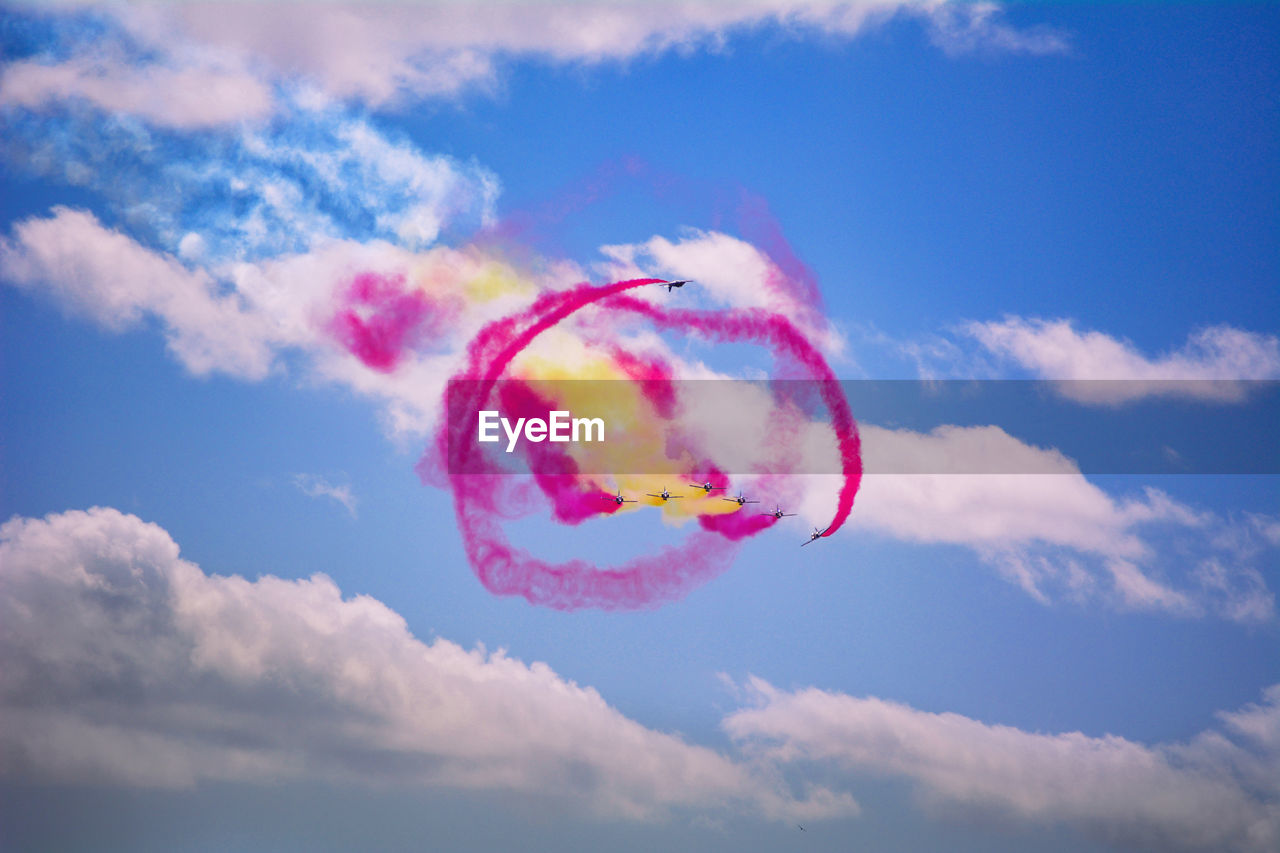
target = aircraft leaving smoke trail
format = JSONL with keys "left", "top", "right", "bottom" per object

{"left": 400, "top": 276, "right": 862, "bottom": 610}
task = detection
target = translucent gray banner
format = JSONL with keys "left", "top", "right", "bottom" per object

{"left": 445, "top": 380, "right": 1280, "bottom": 475}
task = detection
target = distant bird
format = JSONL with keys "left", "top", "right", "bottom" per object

{"left": 797, "top": 824, "right": 807, "bottom": 832}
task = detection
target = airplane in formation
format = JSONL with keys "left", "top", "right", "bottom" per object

{"left": 646, "top": 487, "right": 683, "bottom": 502}
{"left": 656, "top": 279, "right": 692, "bottom": 292}
{"left": 802, "top": 527, "right": 829, "bottom": 546}
{"left": 602, "top": 486, "right": 829, "bottom": 545}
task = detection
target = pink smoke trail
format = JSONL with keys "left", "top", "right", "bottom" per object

{"left": 602, "top": 294, "right": 862, "bottom": 536}
{"left": 329, "top": 271, "right": 455, "bottom": 372}
{"left": 422, "top": 277, "right": 860, "bottom": 610}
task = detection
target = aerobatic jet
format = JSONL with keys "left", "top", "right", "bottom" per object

{"left": 802, "top": 527, "right": 829, "bottom": 546}
{"left": 656, "top": 279, "right": 691, "bottom": 292}
{"left": 723, "top": 491, "right": 759, "bottom": 507}
{"left": 646, "top": 487, "right": 683, "bottom": 502}
{"left": 602, "top": 489, "right": 637, "bottom": 506}
{"left": 689, "top": 481, "right": 726, "bottom": 493}
{"left": 761, "top": 505, "right": 797, "bottom": 519}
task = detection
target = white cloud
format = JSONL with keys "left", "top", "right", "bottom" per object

{"left": 596, "top": 228, "right": 845, "bottom": 355}
{"left": 967, "top": 317, "right": 1280, "bottom": 404}
{"left": 3, "top": 205, "right": 849, "bottom": 439}
{"left": 5, "top": 2, "right": 1066, "bottom": 127}
{"left": 293, "top": 474, "right": 358, "bottom": 517}
{"left": 925, "top": 0, "right": 1069, "bottom": 56}
{"left": 0, "top": 207, "right": 277, "bottom": 379}
{"left": 0, "top": 54, "right": 273, "bottom": 128}
{"left": 4, "top": 506, "right": 1271, "bottom": 845}
{"left": 0, "top": 507, "right": 857, "bottom": 822}
{"left": 0, "top": 208, "right": 543, "bottom": 433}
{"left": 835, "top": 424, "right": 1276, "bottom": 620}
{"left": 725, "top": 677, "right": 1280, "bottom": 853}
{"left": 147, "top": 1, "right": 1066, "bottom": 106}
{"left": 3, "top": 213, "right": 1271, "bottom": 621}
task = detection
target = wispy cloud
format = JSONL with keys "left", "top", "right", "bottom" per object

{"left": 1, "top": 90, "right": 498, "bottom": 263}
{"left": 0, "top": 507, "right": 854, "bottom": 822}
{"left": 293, "top": 474, "right": 358, "bottom": 517}
{"left": 726, "top": 677, "right": 1280, "bottom": 853}
{"left": 966, "top": 318, "right": 1280, "bottom": 404}
{"left": 834, "top": 424, "right": 1277, "bottom": 621}
{"left": 0, "top": 52, "right": 273, "bottom": 128}
{"left": 0, "top": 206, "right": 277, "bottom": 378}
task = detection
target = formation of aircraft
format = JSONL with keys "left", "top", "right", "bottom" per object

{"left": 604, "top": 484, "right": 824, "bottom": 545}
{"left": 607, "top": 280, "right": 829, "bottom": 544}
{"left": 645, "top": 487, "right": 683, "bottom": 502}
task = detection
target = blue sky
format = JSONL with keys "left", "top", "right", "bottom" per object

{"left": 1, "top": 3, "right": 1278, "bottom": 852}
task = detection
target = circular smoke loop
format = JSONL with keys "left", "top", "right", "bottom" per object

{"left": 414, "top": 276, "right": 862, "bottom": 611}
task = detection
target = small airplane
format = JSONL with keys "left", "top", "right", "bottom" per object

{"left": 688, "top": 481, "right": 726, "bottom": 493}
{"left": 723, "top": 491, "right": 759, "bottom": 507}
{"left": 645, "top": 487, "right": 683, "bottom": 502}
{"left": 601, "top": 489, "right": 637, "bottom": 506}
{"left": 656, "top": 279, "right": 691, "bottom": 292}
{"left": 760, "top": 505, "right": 797, "bottom": 519}
{"left": 797, "top": 824, "right": 807, "bottom": 832}
{"left": 801, "top": 527, "right": 829, "bottom": 546}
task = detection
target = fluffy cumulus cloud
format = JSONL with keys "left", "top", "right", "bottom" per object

{"left": 3, "top": 506, "right": 1273, "bottom": 847}
{"left": 843, "top": 424, "right": 1277, "bottom": 621}
{"left": 0, "top": 507, "right": 856, "bottom": 822}
{"left": 967, "top": 317, "right": 1280, "bottom": 404}
{"left": 725, "top": 677, "right": 1280, "bottom": 853}
{"left": 1, "top": 2, "right": 1066, "bottom": 122}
